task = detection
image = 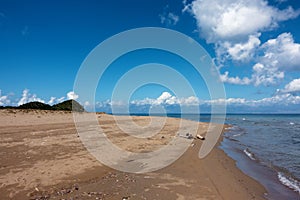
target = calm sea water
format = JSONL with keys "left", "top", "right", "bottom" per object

{"left": 130, "top": 113, "right": 300, "bottom": 199}
{"left": 220, "top": 114, "right": 300, "bottom": 199}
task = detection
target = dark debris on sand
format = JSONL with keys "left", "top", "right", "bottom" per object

{"left": 28, "top": 172, "right": 138, "bottom": 200}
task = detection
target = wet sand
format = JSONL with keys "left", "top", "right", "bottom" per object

{"left": 0, "top": 109, "right": 266, "bottom": 199}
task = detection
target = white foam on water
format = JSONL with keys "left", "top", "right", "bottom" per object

{"left": 225, "top": 126, "right": 235, "bottom": 130}
{"left": 278, "top": 172, "right": 300, "bottom": 194}
{"left": 225, "top": 125, "right": 240, "bottom": 131}
{"left": 233, "top": 133, "right": 242, "bottom": 137}
{"left": 243, "top": 149, "right": 255, "bottom": 160}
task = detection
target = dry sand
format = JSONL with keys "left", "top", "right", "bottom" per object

{"left": 0, "top": 109, "right": 266, "bottom": 199}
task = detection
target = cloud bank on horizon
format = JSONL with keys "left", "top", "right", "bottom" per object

{"left": 0, "top": 89, "right": 78, "bottom": 107}
{"left": 1, "top": 88, "right": 300, "bottom": 113}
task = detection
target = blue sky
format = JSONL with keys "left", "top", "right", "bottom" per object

{"left": 0, "top": 0, "right": 300, "bottom": 113}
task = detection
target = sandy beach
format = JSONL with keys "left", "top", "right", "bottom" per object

{"left": 0, "top": 109, "right": 266, "bottom": 199}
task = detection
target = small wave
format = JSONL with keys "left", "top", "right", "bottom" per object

{"left": 225, "top": 126, "right": 243, "bottom": 133}
{"left": 225, "top": 126, "right": 237, "bottom": 131}
{"left": 243, "top": 148, "right": 256, "bottom": 160}
{"left": 233, "top": 133, "right": 242, "bottom": 137}
{"left": 290, "top": 122, "right": 295, "bottom": 125}
{"left": 278, "top": 172, "right": 300, "bottom": 194}
{"left": 224, "top": 125, "right": 247, "bottom": 140}
{"left": 226, "top": 126, "right": 247, "bottom": 138}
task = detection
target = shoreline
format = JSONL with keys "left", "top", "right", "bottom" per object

{"left": 221, "top": 129, "right": 300, "bottom": 200}
{"left": 0, "top": 109, "right": 267, "bottom": 199}
{"left": 139, "top": 113, "right": 300, "bottom": 198}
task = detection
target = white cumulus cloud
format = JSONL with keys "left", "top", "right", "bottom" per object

{"left": 261, "top": 32, "right": 300, "bottom": 71}
{"left": 190, "top": 0, "right": 299, "bottom": 43}
{"left": 130, "top": 92, "right": 200, "bottom": 106}
{"left": 47, "top": 96, "right": 65, "bottom": 105}
{"left": 0, "top": 89, "right": 81, "bottom": 107}
{"left": 67, "top": 91, "right": 79, "bottom": 100}
{"left": 221, "top": 33, "right": 300, "bottom": 86}
{"left": 206, "top": 98, "right": 247, "bottom": 105}
{"left": 188, "top": 0, "right": 300, "bottom": 87}
{"left": 251, "top": 62, "right": 285, "bottom": 86}
{"left": 279, "top": 78, "right": 300, "bottom": 93}
{"left": 155, "top": 92, "right": 173, "bottom": 105}
{"left": 220, "top": 71, "right": 251, "bottom": 85}
{"left": 253, "top": 93, "right": 300, "bottom": 105}
{"left": 225, "top": 34, "right": 261, "bottom": 61}
{"left": 0, "top": 90, "right": 10, "bottom": 106}
{"left": 18, "top": 89, "right": 45, "bottom": 106}
{"left": 205, "top": 94, "right": 300, "bottom": 106}
{"left": 250, "top": 33, "right": 300, "bottom": 86}
{"left": 48, "top": 97, "right": 56, "bottom": 105}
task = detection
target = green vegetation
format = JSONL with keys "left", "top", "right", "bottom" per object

{"left": 0, "top": 100, "right": 85, "bottom": 112}
{"left": 18, "top": 101, "right": 52, "bottom": 110}
{"left": 52, "top": 100, "right": 85, "bottom": 112}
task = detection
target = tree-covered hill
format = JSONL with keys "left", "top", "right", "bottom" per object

{"left": 0, "top": 100, "right": 85, "bottom": 112}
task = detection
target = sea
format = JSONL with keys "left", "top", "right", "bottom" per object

{"left": 129, "top": 113, "right": 300, "bottom": 200}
